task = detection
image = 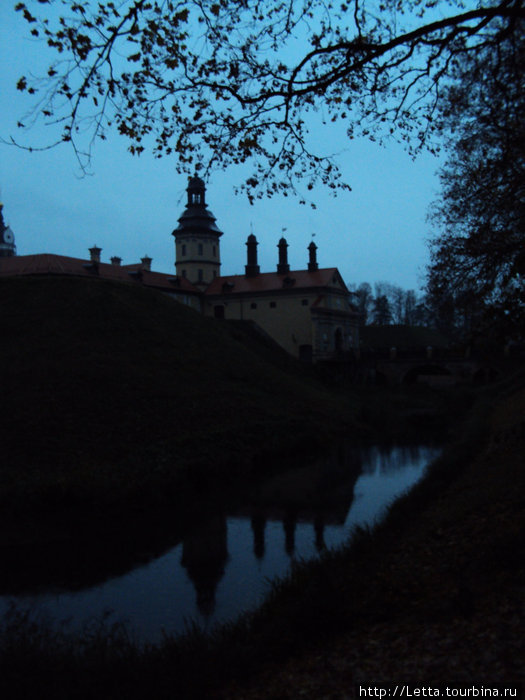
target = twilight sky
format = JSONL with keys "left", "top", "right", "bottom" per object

{"left": 0, "top": 3, "right": 443, "bottom": 292}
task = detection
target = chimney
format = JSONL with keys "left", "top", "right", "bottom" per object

{"left": 141, "top": 256, "right": 152, "bottom": 271}
{"left": 110, "top": 256, "right": 122, "bottom": 266}
{"left": 277, "top": 237, "right": 290, "bottom": 274}
{"left": 307, "top": 241, "right": 318, "bottom": 271}
{"left": 89, "top": 245, "right": 102, "bottom": 263}
{"left": 245, "top": 234, "right": 260, "bottom": 277}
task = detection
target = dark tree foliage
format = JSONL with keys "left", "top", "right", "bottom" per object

{"left": 10, "top": 0, "right": 525, "bottom": 200}
{"left": 371, "top": 293, "right": 392, "bottom": 325}
{"left": 353, "top": 282, "right": 373, "bottom": 325}
{"left": 427, "top": 22, "right": 525, "bottom": 337}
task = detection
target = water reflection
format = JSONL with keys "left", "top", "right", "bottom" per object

{"left": 180, "top": 515, "right": 229, "bottom": 618}
{"left": 0, "top": 444, "right": 439, "bottom": 642}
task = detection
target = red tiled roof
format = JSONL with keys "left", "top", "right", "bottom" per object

{"left": 0, "top": 254, "right": 200, "bottom": 294}
{"left": 205, "top": 268, "right": 348, "bottom": 295}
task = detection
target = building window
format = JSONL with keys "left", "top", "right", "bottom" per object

{"left": 270, "top": 301, "right": 277, "bottom": 308}
{"left": 198, "top": 243, "right": 203, "bottom": 255}
{"left": 301, "top": 299, "right": 309, "bottom": 306}
{"left": 251, "top": 302, "right": 257, "bottom": 309}
{"left": 182, "top": 269, "right": 187, "bottom": 278}
{"left": 198, "top": 269, "right": 203, "bottom": 282}
{"left": 181, "top": 244, "right": 186, "bottom": 256}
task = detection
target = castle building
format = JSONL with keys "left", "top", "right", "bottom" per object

{"left": 174, "top": 177, "right": 359, "bottom": 361}
{"left": 0, "top": 178, "right": 358, "bottom": 362}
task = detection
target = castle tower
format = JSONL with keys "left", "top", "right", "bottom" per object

{"left": 172, "top": 177, "right": 223, "bottom": 287}
{"left": 0, "top": 203, "right": 16, "bottom": 257}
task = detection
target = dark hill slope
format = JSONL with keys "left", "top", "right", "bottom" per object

{"left": 0, "top": 276, "right": 354, "bottom": 512}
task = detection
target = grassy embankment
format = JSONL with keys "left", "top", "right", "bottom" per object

{"left": 0, "top": 275, "right": 358, "bottom": 520}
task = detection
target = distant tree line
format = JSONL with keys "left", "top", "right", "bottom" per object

{"left": 350, "top": 282, "right": 429, "bottom": 328}
{"left": 349, "top": 280, "right": 484, "bottom": 339}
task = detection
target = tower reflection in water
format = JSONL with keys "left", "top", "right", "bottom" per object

{"left": 0, "top": 444, "right": 438, "bottom": 642}
{"left": 179, "top": 443, "right": 361, "bottom": 617}
{"left": 180, "top": 515, "right": 229, "bottom": 618}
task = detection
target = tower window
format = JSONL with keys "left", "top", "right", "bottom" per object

{"left": 181, "top": 244, "right": 186, "bottom": 256}
{"left": 270, "top": 301, "right": 277, "bottom": 308}
{"left": 198, "top": 269, "right": 203, "bottom": 282}
{"left": 182, "top": 269, "right": 187, "bottom": 278}
{"left": 192, "top": 194, "right": 201, "bottom": 204}
{"left": 213, "top": 245, "right": 216, "bottom": 256}
{"left": 250, "top": 302, "right": 257, "bottom": 309}
{"left": 198, "top": 243, "right": 203, "bottom": 255}
{"left": 301, "top": 299, "right": 309, "bottom": 306}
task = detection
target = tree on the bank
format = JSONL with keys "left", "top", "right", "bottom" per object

{"left": 10, "top": 1, "right": 525, "bottom": 200}
{"left": 353, "top": 282, "right": 373, "bottom": 326}
{"left": 427, "top": 22, "right": 525, "bottom": 337}
{"left": 371, "top": 293, "right": 392, "bottom": 325}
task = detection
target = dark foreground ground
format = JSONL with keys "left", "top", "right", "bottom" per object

{"left": 224, "top": 381, "right": 525, "bottom": 698}
{"left": 0, "top": 377, "right": 523, "bottom": 699}
{"left": 0, "top": 276, "right": 523, "bottom": 697}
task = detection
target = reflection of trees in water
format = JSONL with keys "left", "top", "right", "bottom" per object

{"left": 180, "top": 515, "right": 229, "bottom": 618}
{"left": 283, "top": 510, "right": 297, "bottom": 556}
{"left": 251, "top": 514, "right": 266, "bottom": 560}
{"left": 314, "top": 516, "right": 326, "bottom": 552}
{"left": 359, "top": 445, "right": 433, "bottom": 475}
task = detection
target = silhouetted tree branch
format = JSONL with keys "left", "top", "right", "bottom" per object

{"left": 10, "top": 0, "right": 525, "bottom": 199}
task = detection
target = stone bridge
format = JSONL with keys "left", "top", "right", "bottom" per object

{"left": 320, "top": 346, "right": 521, "bottom": 386}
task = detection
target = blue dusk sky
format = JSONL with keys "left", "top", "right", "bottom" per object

{"left": 0, "top": 4, "right": 443, "bottom": 292}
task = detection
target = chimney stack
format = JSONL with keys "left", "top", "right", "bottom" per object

{"left": 89, "top": 246, "right": 102, "bottom": 263}
{"left": 307, "top": 241, "right": 318, "bottom": 271}
{"left": 245, "top": 234, "right": 260, "bottom": 277}
{"left": 110, "top": 256, "right": 122, "bottom": 266}
{"left": 141, "top": 256, "right": 152, "bottom": 271}
{"left": 277, "top": 237, "right": 290, "bottom": 274}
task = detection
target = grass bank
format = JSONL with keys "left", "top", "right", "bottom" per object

{"left": 1, "top": 375, "right": 523, "bottom": 698}
{"left": 0, "top": 275, "right": 357, "bottom": 520}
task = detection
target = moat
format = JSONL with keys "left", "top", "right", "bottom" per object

{"left": 0, "top": 444, "right": 440, "bottom": 644}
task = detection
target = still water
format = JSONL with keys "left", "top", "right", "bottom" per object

{"left": 0, "top": 444, "right": 439, "bottom": 643}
